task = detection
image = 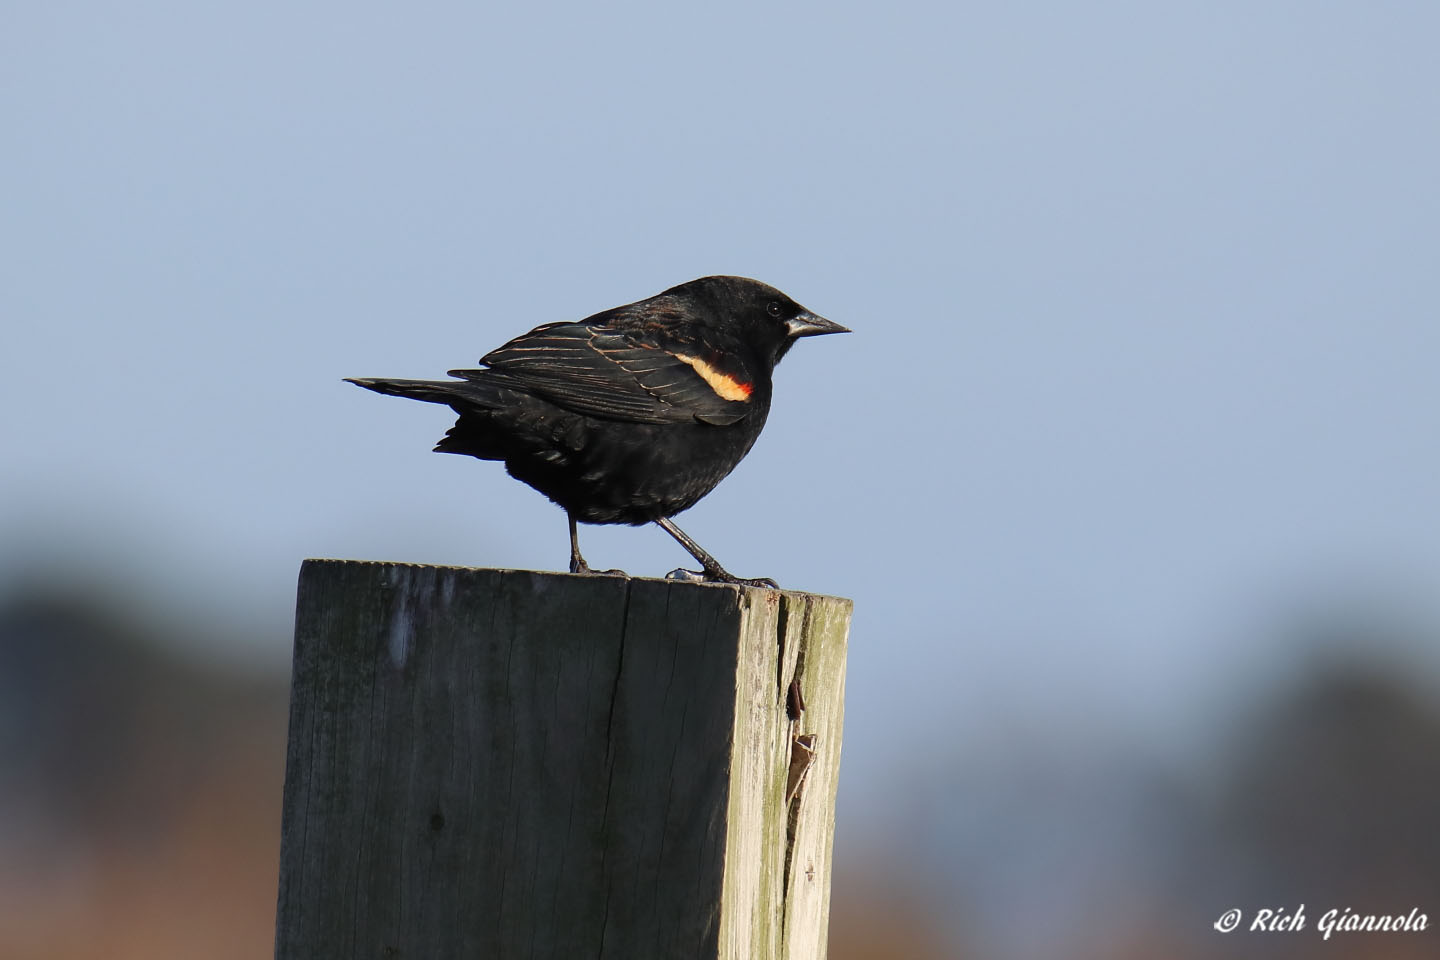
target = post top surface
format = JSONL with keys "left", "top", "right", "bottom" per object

{"left": 300, "top": 558, "right": 853, "bottom": 608}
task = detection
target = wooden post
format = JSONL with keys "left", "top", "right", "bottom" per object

{"left": 274, "top": 559, "right": 850, "bottom": 960}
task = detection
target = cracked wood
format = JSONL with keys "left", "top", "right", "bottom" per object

{"left": 275, "top": 560, "right": 850, "bottom": 960}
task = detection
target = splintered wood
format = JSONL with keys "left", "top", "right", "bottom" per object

{"left": 276, "top": 560, "right": 850, "bottom": 960}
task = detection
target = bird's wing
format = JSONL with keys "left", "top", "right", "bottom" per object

{"left": 449, "top": 319, "right": 757, "bottom": 426}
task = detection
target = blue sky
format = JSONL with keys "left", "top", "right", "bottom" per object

{"left": 5, "top": 1, "right": 1440, "bottom": 839}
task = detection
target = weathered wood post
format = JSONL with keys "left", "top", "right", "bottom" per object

{"left": 274, "top": 559, "right": 850, "bottom": 959}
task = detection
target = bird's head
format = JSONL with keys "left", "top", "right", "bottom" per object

{"left": 662, "top": 275, "right": 849, "bottom": 369}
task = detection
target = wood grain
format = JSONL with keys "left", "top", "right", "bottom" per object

{"left": 275, "top": 560, "right": 850, "bottom": 960}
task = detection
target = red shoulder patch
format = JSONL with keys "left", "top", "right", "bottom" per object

{"left": 672, "top": 353, "right": 753, "bottom": 402}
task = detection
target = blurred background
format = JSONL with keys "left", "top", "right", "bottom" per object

{"left": 4, "top": 3, "right": 1438, "bottom": 958}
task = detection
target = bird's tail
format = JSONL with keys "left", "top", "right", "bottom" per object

{"left": 345, "top": 376, "right": 518, "bottom": 408}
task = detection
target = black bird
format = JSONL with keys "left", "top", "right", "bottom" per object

{"left": 347, "top": 275, "right": 848, "bottom": 586}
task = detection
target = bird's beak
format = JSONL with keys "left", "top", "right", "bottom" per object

{"left": 785, "top": 311, "right": 851, "bottom": 338}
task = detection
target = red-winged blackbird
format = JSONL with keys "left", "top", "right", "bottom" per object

{"left": 347, "top": 275, "right": 847, "bottom": 587}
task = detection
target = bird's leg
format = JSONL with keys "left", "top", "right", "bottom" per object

{"left": 568, "top": 513, "right": 627, "bottom": 577}
{"left": 655, "top": 517, "right": 778, "bottom": 589}
{"left": 568, "top": 513, "right": 588, "bottom": 573}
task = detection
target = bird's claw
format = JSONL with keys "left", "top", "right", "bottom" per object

{"left": 665, "top": 567, "right": 779, "bottom": 590}
{"left": 571, "top": 561, "right": 628, "bottom": 577}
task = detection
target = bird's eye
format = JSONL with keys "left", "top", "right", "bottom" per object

{"left": 767, "top": 301, "right": 783, "bottom": 318}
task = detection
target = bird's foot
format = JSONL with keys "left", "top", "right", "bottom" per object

{"left": 665, "top": 567, "right": 779, "bottom": 590}
{"left": 570, "top": 559, "right": 628, "bottom": 577}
